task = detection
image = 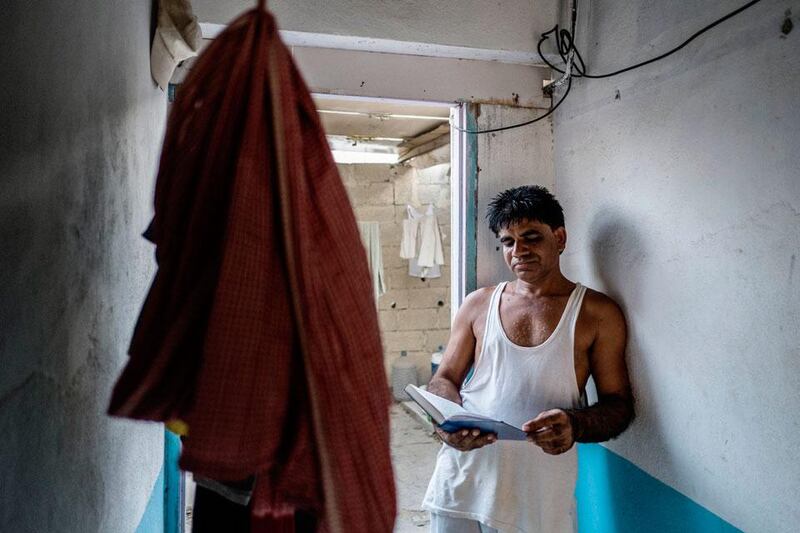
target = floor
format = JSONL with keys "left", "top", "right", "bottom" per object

{"left": 391, "top": 403, "right": 441, "bottom": 532}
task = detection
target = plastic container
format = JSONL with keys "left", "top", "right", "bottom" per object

{"left": 391, "top": 351, "right": 418, "bottom": 401}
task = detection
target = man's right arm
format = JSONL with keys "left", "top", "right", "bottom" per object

{"left": 428, "top": 289, "right": 496, "bottom": 451}
{"left": 427, "top": 314, "right": 472, "bottom": 403}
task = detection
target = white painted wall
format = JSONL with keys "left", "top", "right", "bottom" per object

{"left": 193, "top": 0, "right": 559, "bottom": 55}
{"left": 175, "top": 42, "right": 552, "bottom": 108}
{"left": 0, "top": 1, "right": 166, "bottom": 531}
{"left": 293, "top": 46, "right": 551, "bottom": 108}
{"left": 181, "top": 1, "right": 557, "bottom": 109}
{"left": 552, "top": 1, "right": 800, "bottom": 531}
{"left": 475, "top": 106, "right": 555, "bottom": 287}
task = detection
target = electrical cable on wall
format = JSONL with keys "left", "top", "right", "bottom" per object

{"left": 450, "top": 77, "right": 573, "bottom": 135}
{"left": 453, "top": 0, "right": 765, "bottom": 135}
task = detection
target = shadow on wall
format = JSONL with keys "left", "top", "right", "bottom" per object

{"left": 586, "top": 208, "right": 655, "bottom": 429}
{"left": 577, "top": 211, "right": 740, "bottom": 532}
{"left": 587, "top": 209, "right": 648, "bottom": 308}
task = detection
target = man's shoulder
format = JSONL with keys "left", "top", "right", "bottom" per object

{"left": 468, "top": 285, "right": 497, "bottom": 298}
{"left": 580, "top": 285, "right": 625, "bottom": 324}
{"left": 464, "top": 285, "right": 497, "bottom": 305}
{"left": 458, "top": 286, "right": 498, "bottom": 317}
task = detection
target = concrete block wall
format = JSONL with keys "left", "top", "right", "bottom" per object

{"left": 338, "top": 163, "right": 451, "bottom": 383}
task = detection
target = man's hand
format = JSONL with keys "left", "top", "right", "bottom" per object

{"left": 435, "top": 427, "right": 497, "bottom": 452}
{"left": 523, "top": 409, "right": 575, "bottom": 455}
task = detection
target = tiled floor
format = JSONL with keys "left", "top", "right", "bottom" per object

{"left": 390, "top": 403, "right": 441, "bottom": 533}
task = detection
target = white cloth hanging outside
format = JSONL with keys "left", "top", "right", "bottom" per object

{"left": 399, "top": 204, "right": 445, "bottom": 278}
{"left": 357, "top": 221, "right": 387, "bottom": 303}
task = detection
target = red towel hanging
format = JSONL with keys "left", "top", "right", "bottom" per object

{"left": 108, "top": 6, "right": 395, "bottom": 532}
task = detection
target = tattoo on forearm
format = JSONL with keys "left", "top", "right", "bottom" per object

{"left": 565, "top": 393, "right": 634, "bottom": 443}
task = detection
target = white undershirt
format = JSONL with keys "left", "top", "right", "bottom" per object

{"left": 423, "top": 282, "right": 587, "bottom": 533}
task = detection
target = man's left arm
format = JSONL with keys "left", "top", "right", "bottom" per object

{"left": 524, "top": 298, "right": 634, "bottom": 453}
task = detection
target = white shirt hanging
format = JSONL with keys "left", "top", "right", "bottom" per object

{"left": 400, "top": 215, "right": 418, "bottom": 260}
{"left": 400, "top": 204, "right": 445, "bottom": 279}
{"left": 357, "top": 221, "right": 387, "bottom": 303}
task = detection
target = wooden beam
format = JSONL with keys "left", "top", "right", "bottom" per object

{"left": 397, "top": 126, "right": 450, "bottom": 164}
{"left": 399, "top": 124, "right": 449, "bottom": 150}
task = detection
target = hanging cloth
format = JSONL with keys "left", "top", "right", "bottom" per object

{"left": 401, "top": 204, "right": 444, "bottom": 278}
{"left": 357, "top": 221, "right": 387, "bottom": 303}
{"left": 417, "top": 204, "right": 445, "bottom": 269}
{"left": 108, "top": 4, "right": 396, "bottom": 532}
{"left": 399, "top": 212, "right": 418, "bottom": 260}
{"left": 151, "top": 0, "right": 202, "bottom": 89}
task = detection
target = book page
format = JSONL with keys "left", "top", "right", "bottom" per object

{"left": 410, "top": 386, "right": 469, "bottom": 420}
{"left": 406, "top": 385, "right": 527, "bottom": 440}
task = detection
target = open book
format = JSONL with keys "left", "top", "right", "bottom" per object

{"left": 404, "top": 384, "right": 527, "bottom": 440}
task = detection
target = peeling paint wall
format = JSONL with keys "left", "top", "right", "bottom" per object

{"left": 293, "top": 47, "right": 551, "bottom": 108}
{"left": 475, "top": 105, "right": 555, "bottom": 287}
{"left": 0, "top": 1, "right": 166, "bottom": 531}
{"left": 193, "top": 0, "right": 559, "bottom": 55}
{"left": 552, "top": 1, "right": 800, "bottom": 531}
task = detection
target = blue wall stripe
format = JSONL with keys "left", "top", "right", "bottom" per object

{"left": 576, "top": 444, "right": 742, "bottom": 533}
{"left": 135, "top": 428, "right": 183, "bottom": 533}
{"left": 135, "top": 463, "right": 164, "bottom": 533}
{"left": 164, "top": 431, "right": 182, "bottom": 533}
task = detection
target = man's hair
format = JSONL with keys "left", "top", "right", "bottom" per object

{"left": 486, "top": 185, "right": 565, "bottom": 235}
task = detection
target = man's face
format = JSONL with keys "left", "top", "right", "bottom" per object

{"left": 498, "top": 219, "right": 566, "bottom": 283}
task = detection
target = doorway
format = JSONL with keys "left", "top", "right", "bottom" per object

{"left": 315, "top": 93, "right": 460, "bottom": 383}
{"left": 315, "top": 93, "right": 470, "bottom": 531}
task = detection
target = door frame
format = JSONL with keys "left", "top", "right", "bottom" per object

{"left": 449, "top": 103, "right": 479, "bottom": 323}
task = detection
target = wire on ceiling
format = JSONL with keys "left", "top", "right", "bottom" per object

{"left": 453, "top": 0, "right": 765, "bottom": 135}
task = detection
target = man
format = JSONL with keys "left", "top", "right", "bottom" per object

{"left": 422, "top": 185, "right": 634, "bottom": 533}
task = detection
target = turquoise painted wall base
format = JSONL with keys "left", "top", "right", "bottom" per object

{"left": 164, "top": 432, "right": 182, "bottom": 533}
{"left": 135, "top": 465, "right": 164, "bottom": 533}
{"left": 576, "top": 444, "right": 741, "bottom": 533}
{"left": 135, "top": 429, "right": 183, "bottom": 533}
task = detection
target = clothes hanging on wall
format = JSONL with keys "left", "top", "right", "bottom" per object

{"left": 108, "top": 5, "right": 396, "bottom": 532}
{"left": 357, "top": 221, "right": 387, "bottom": 303}
{"left": 151, "top": 0, "right": 202, "bottom": 90}
{"left": 400, "top": 216, "right": 417, "bottom": 260}
{"left": 400, "top": 204, "right": 445, "bottom": 278}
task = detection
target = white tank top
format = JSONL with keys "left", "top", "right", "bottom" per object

{"left": 423, "top": 281, "right": 587, "bottom": 533}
